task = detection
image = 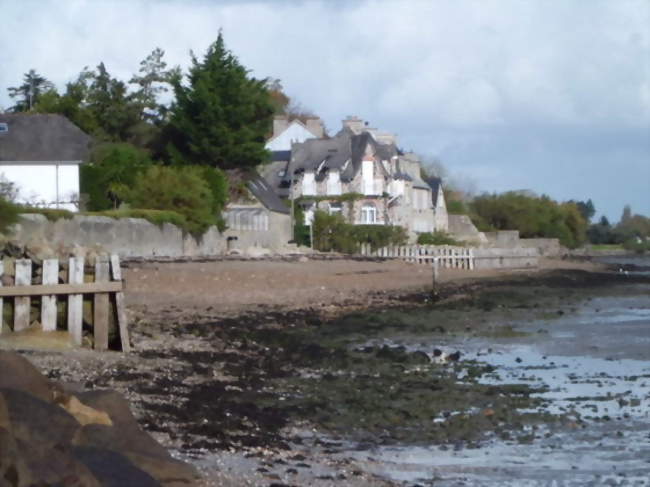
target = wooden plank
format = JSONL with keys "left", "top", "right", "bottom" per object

{"left": 0, "top": 281, "right": 123, "bottom": 297}
{"left": 14, "top": 259, "right": 32, "bottom": 331}
{"left": 41, "top": 259, "right": 59, "bottom": 331}
{"left": 68, "top": 257, "right": 84, "bottom": 346}
{"left": 0, "top": 260, "right": 3, "bottom": 334}
{"left": 94, "top": 256, "right": 110, "bottom": 350}
{"left": 110, "top": 254, "right": 131, "bottom": 352}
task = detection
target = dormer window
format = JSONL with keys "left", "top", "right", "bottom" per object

{"left": 0, "top": 123, "right": 8, "bottom": 134}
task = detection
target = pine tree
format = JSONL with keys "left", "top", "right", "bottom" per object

{"left": 7, "top": 69, "right": 55, "bottom": 112}
{"left": 167, "top": 32, "right": 273, "bottom": 170}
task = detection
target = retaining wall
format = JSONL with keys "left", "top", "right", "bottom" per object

{"left": 10, "top": 214, "right": 227, "bottom": 258}
{"left": 472, "top": 247, "right": 539, "bottom": 270}
{"left": 519, "top": 238, "right": 563, "bottom": 256}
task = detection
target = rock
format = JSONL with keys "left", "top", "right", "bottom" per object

{"left": 76, "top": 390, "right": 170, "bottom": 458}
{"left": 1, "top": 389, "right": 80, "bottom": 449}
{"left": 72, "top": 447, "right": 160, "bottom": 487}
{"left": 298, "top": 256, "right": 309, "bottom": 263}
{"left": 245, "top": 246, "right": 271, "bottom": 258}
{"left": 122, "top": 451, "right": 200, "bottom": 487}
{"left": 59, "top": 395, "right": 113, "bottom": 427}
{"left": 0, "top": 351, "right": 55, "bottom": 402}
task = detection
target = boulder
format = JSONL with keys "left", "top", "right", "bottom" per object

{"left": 59, "top": 395, "right": 113, "bottom": 427}
{"left": 72, "top": 447, "right": 160, "bottom": 487}
{"left": 0, "top": 351, "right": 54, "bottom": 402}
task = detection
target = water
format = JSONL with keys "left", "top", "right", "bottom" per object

{"left": 353, "top": 258, "right": 650, "bottom": 486}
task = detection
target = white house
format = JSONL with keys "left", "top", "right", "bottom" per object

{"left": 265, "top": 116, "right": 324, "bottom": 152}
{"left": 0, "top": 113, "right": 91, "bottom": 211}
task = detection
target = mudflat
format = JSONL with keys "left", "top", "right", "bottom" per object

{"left": 16, "top": 256, "right": 643, "bottom": 487}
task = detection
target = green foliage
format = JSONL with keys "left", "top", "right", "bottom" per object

{"left": 115, "top": 165, "right": 223, "bottom": 235}
{"left": 19, "top": 207, "right": 74, "bottom": 221}
{"left": 470, "top": 192, "right": 588, "bottom": 249}
{"left": 447, "top": 200, "right": 468, "bottom": 215}
{"left": 292, "top": 204, "right": 311, "bottom": 246}
{"left": 81, "top": 143, "right": 153, "bottom": 211}
{"left": 0, "top": 197, "right": 20, "bottom": 234}
{"left": 88, "top": 209, "right": 187, "bottom": 229}
{"left": 167, "top": 32, "right": 274, "bottom": 170}
{"left": 416, "top": 231, "right": 462, "bottom": 246}
{"left": 622, "top": 238, "right": 650, "bottom": 254}
{"left": 7, "top": 69, "right": 55, "bottom": 112}
{"left": 312, "top": 210, "right": 407, "bottom": 253}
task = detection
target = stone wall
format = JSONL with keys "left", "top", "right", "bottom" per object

{"left": 484, "top": 230, "right": 520, "bottom": 248}
{"left": 223, "top": 210, "right": 292, "bottom": 252}
{"left": 448, "top": 214, "right": 488, "bottom": 245}
{"left": 10, "top": 214, "right": 227, "bottom": 258}
{"left": 472, "top": 247, "right": 540, "bottom": 269}
{"left": 519, "top": 238, "right": 563, "bottom": 256}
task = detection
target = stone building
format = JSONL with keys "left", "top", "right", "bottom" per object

{"left": 262, "top": 116, "right": 448, "bottom": 241}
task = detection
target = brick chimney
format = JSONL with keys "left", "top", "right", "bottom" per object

{"left": 305, "top": 117, "right": 324, "bottom": 138}
{"left": 272, "top": 116, "right": 289, "bottom": 138}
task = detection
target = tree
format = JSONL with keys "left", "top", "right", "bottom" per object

{"left": 80, "top": 143, "right": 153, "bottom": 210}
{"left": 7, "top": 69, "right": 56, "bottom": 111}
{"left": 129, "top": 48, "right": 179, "bottom": 123}
{"left": 572, "top": 199, "right": 595, "bottom": 222}
{"left": 167, "top": 32, "right": 274, "bottom": 170}
{"left": 116, "top": 165, "right": 227, "bottom": 234}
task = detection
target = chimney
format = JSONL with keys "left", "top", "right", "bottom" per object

{"left": 342, "top": 115, "right": 365, "bottom": 134}
{"left": 305, "top": 117, "right": 324, "bottom": 138}
{"left": 272, "top": 116, "right": 289, "bottom": 137}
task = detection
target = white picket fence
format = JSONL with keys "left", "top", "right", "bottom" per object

{"left": 359, "top": 243, "right": 474, "bottom": 270}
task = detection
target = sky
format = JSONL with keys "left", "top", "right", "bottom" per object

{"left": 1, "top": 0, "right": 648, "bottom": 222}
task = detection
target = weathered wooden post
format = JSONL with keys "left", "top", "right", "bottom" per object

{"left": 432, "top": 256, "right": 439, "bottom": 297}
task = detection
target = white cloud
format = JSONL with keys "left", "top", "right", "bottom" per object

{"left": 0, "top": 0, "right": 648, "bottom": 220}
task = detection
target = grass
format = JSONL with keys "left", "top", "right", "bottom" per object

{"left": 588, "top": 244, "right": 623, "bottom": 251}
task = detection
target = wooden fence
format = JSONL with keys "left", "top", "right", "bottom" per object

{"left": 359, "top": 243, "right": 475, "bottom": 270}
{"left": 0, "top": 254, "right": 130, "bottom": 352}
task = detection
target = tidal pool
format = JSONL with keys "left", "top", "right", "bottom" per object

{"left": 353, "top": 280, "right": 650, "bottom": 486}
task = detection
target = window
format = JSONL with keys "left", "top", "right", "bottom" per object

{"left": 328, "top": 202, "right": 342, "bottom": 215}
{"left": 360, "top": 203, "right": 377, "bottom": 224}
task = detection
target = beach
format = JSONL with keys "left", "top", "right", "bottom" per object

{"left": 12, "top": 255, "right": 650, "bottom": 486}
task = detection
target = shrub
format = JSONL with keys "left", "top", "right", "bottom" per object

{"left": 20, "top": 207, "right": 74, "bottom": 221}
{"left": 81, "top": 142, "right": 152, "bottom": 211}
{"left": 416, "top": 231, "right": 462, "bottom": 246}
{"left": 115, "top": 166, "right": 221, "bottom": 235}
{"left": 312, "top": 211, "right": 407, "bottom": 253}
{"left": 87, "top": 209, "right": 188, "bottom": 229}
{"left": 0, "top": 196, "right": 20, "bottom": 235}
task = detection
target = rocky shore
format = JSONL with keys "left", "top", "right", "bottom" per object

{"left": 7, "top": 257, "right": 647, "bottom": 486}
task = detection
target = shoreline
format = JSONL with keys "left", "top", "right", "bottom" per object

{"left": 9, "top": 259, "right": 650, "bottom": 486}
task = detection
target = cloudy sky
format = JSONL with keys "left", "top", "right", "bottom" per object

{"left": 1, "top": 0, "right": 648, "bottom": 221}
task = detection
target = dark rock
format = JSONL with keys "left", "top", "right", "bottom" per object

{"left": 1, "top": 389, "right": 80, "bottom": 449}
{"left": 72, "top": 446, "right": 160, "bottom": 487}
{"left": 0, "top": 351, "right": 54, "bottom": 402}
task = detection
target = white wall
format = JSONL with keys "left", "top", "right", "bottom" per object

{"left": 266, "top": 122, "right": 318, "bottom": 151}
{"left": 0, "top": 164, "right": 79, "bottom": 211}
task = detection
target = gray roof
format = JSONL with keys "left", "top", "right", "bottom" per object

{"left": 426, "top": 177, "right": 442, "bottom": 203}
{"left": 289, "top": 130, "right": 398, "bottom": 183}
{"left": 0, "top": 113, "right": 91, "bottom": 163}
{"left": 247, "top": 173, "right": 290, "bottom": 214}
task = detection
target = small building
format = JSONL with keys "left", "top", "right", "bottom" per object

{"left": 0, "top": 113, "right": 91, "bottom": 211}
{"left": 223, "top": 173, "right": 292, "bottom": 251}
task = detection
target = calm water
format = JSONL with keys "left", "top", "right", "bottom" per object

{"left": 354, "top": 257, "right": 650, "bottom": 486}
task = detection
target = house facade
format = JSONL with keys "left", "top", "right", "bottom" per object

{"left": 0, "top": 113, "right": 91, "bottom": 211}
{"left": 262, "top": 116, "right": 448, "bottom": 240}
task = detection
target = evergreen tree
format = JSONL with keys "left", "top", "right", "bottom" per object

{"left": 129, "top": 48, "right": 179, "bottom": 123}
{"left": 7, "top": 69, "right": 55, "bottom": 111}
{"left": 167, "top": 32, "right": 274, "bottom": 169}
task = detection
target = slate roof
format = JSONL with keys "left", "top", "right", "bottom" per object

{"left": 289, "top": 130, "right": 398, "bottom": 183}
{"left": 426, "top": 177, "right": 443, "bottom": 204}
{"left": 247, "top": 173, "right": 290, "bottom": 214}
{"left": 0, "top": 113, "right": 91, "bottom": 163}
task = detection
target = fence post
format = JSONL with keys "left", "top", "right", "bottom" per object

{"left": 94, "top": 256, "right": 111, "bottom": 350}
{"left": 110, "top": 254, "right": 131, "bottom": 353}
{"left": 14, "top": 259, "right": 32, "bottom": 332}
{"left": 469, "top": 248, "right": 475, "bottom": 270}
{"left": 41, "top": 259, "right": 59, "bottom": 331}
{"left": 432, "top": 257, "right": 439, "bottom": 296}
{"left": 68, "top": 257, "right": 84, "bottom": 346}
{"left": 0, "top": 261, "right": 3, "bottom": 335}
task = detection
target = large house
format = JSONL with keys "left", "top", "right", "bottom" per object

{"left": 262, "top": 116, "right": 448, "bottom": 240}
{"left": 0, "top": 113, "right": 91, "bottom": 210}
